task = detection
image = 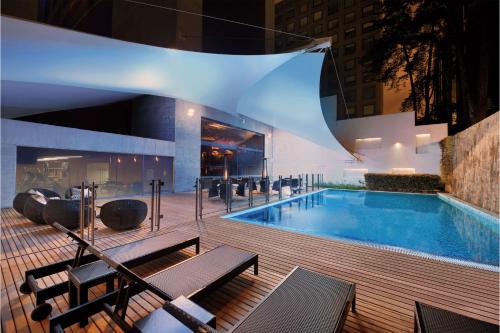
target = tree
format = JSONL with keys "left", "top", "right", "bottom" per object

{"left": 364, "top": 0, "right": 499, "bottom": 132}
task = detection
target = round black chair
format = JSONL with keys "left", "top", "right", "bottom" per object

{"left": 43, "top": 199, "right": 88, "bottom": 229}
{"left": 100, "top": 200, "right": 147, "bottom": 230}
{"left": 13, "top": 193, "right": 32, "bottom": 214}
{"left": 23, "top": 195, "right": 49, "bottom": 224}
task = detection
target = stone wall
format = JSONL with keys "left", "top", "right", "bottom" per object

{"left": 441, "top": 112, "right": 499, "bottom": 213}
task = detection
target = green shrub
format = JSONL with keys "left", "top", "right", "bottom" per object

{"left": 321, "top": 182, "right": 366, "bottom": 190}
{"left": 364, "top": 173, "right": 443, "bottom": 193}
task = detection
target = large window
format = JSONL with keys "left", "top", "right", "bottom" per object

{"left": 200, "top": 118, "right": 264, "bottom": 177}
{"left": 16, "top": 147, "right": 173, "bottom": 198}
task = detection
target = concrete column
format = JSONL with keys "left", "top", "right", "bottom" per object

{"left": 1, "top": 144, "right": 17, "bottom": 208}
{"left": 174, "top": 100, "right": 202, "bottom": 192}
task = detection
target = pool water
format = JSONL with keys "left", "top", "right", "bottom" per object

{"left": 226, "top": 190, "right": 499, "bottom": 268}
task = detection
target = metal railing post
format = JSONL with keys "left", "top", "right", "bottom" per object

{"left": 312, "top": 174, "right": 315, "bottom": 191}
{"left": 149, "top": 180, "right": 156, "bottom": 231}
{"left": 156, "top": 179, "right": 164, "bottom": 230}
{"left": 278, "top": 175, "right": 282, "bottom": 200}
{"left": 199, "top": 178, "right": 203, "bottom": 220}
{"left": 228, "top": 178, "right": 233, "bottom": 212}
{"left": 90, "top": 182, "right": 96, "bottom": 245}
{"left": 248, "top": 177, "right": 253, "bottom": 207}
{"left": 79, "top": 182, "right": 85, "bottom": 239}
{"left": 195, "top": 179, "right": 198, "bottom": 221}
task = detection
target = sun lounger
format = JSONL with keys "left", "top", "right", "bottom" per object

{"left": 48, "top": 223, "right": 258, "bottom": 332}
{"left": 51, "top": 254, "right": 354, "bottom": 333}
{"left": 414, "top": 302, "right": 499, "bottom": 333}
{"left": 21, "top": 223, "right": 199, "bottom": 321}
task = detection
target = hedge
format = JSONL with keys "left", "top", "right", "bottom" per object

{"left": 364, "top": 173, "right": 443, "bottom": 193}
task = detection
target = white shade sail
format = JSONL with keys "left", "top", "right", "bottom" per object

{"left": 1, "top": 16, "right": 352, "bottom": 158}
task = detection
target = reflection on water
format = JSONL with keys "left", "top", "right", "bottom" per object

{"left": 232, "top": 190, "right": 499, "bottom": 267}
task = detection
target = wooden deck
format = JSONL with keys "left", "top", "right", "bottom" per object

{"left": 1, "top": 192, "right": 498, "bottom": 333}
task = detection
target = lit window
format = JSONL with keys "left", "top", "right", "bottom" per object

{"left": 286, "top": 23, "right": 295, "bottom": 32}
{"left": 344, "top": 42, "right": 356, "bottom": 55}
{"left": 345, "top": 58, "right": 356, "bottom": 70}
{"left": 363, "top": 104, "right": 375, "bottom": 115}
{"left": 300, "top": 3, "right": 308, "bottom": 13}
{"left": 362, "top": 21, "right": 375, "bottom": 33}
{"left": 344, "top": 27, "right": 356, "bottom": 39}
{"left": 314, "top": 24, "right": 323, "bottom": 35}
{"left": 300, "top": 16, "right": 308, "bottom": 26}
{"left": 313, "top": 10, "right": 323, "bottom": 21}
{"left": 344, "top": 12, "right": 355, "bottom": 24}
{"left": 328, "top": 18, "right": 339, "bottom": 29}
{"left": 345, "top": 74, "right": 356, "bottom": 86}
{"left": 362, "top": 4, "right": 374, "bottom": 16}
{"left": 345, "top": 0, "right": 355, "bottom": 9}
{"left": 363, "top": 86, "right": 376, "bottom": 99}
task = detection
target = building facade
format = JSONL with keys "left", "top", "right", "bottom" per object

{"left": 274, "top": 0, "right": 405, "bottom": 120}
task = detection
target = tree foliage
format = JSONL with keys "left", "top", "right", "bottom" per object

{"left": 364, "top": 0, "right": 499, "bottom": 132}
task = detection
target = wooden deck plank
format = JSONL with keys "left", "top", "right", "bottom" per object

{"left": 1, "top": 192, "right": 499, "bottom": 333}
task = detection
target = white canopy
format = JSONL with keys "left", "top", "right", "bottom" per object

{"left": 1, "top": 16, "right": 351, "bottom": 157}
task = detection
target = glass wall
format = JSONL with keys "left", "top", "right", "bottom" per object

{"left": 16, "top": 147, "right": 173, "bottom": 198}
{"left": 200, "top": 118, "right": 264, "bottom": 177}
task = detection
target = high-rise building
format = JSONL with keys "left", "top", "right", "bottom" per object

{"left": 274, "top": 0, "right": 406, "bottom": 120}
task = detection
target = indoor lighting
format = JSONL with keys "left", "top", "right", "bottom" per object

{"left": 37, "top": 156, "right": 83, "bottom": 162}
{"left": 208, "top": 123, "right": 227, "bottom": 129}
{"left": 117, "top": 157, "right": 121, "bottom": 163}
{"left": 133, "top": 156, "right": 137, "bottom": 163}
{"left": 416, "top": 133, "right": 431, "bottom": 137}
{"left": 355, "top": 137, "right": 382, "bottom": 142}
{"left": 155, "top": 156, "right": 159, "bottom": 162}
{"left": 394, "top": 142, "right": 402, "bottom": 148}
{"left": 187, "top": 108, "right": 195, "bottom": 117}
{"left": 267, "top": 133, "right": 272, "bottom": 138}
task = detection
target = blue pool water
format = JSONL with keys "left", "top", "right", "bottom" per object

{"left": 226, "top": 190, "right": 499, "bottom": 268}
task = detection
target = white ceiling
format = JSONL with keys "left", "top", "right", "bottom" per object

{"left": 1, "top": 80, "right": 139, "bottom": 118}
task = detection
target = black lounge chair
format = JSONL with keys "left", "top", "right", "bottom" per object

{"left": 414, "top": 302, "right": 499, "bottom": 333}
{"left": 21, "top": 223, "right": 199, "bottom": 321}
{"left": 100, "top": 199, "right": 147, "bottom": 230}
{"left": 42, "top": 199, "right": 88, "bottom": 229}
{"left": 51, "top": 257, "right": 354, "bottom": 333}
{"left": 23, "top": 194, "right": 49, "bottom": 224}
{"left": 48, "top": 223, "right": 258, "bottom": 332}
{"left": 13, "top": 192, "right": 32, "bottom": 214}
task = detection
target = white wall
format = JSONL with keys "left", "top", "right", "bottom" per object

{"left": 1, "top": 119, "right": 175, "bottom": 207}
{"left": 332, "top": 111, "right": 448, "bottom": 182}
{"left": 271, "top": 129, "right": 348, "bottom": 183}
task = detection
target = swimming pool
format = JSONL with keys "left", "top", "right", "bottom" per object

{"left": 225, "top": 190, "right": 499, "bottom": 269}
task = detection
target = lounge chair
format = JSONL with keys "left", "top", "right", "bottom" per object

{"left": 414, "top": 302, "right": 499, "bottom": 333}
{"left": 51, "top": 245, "right": 354, "bottom": 333}
{"left": 48, "top": 223, "right": 258, "bottom": 332}
{"left": 21, "top": 224, "right": 200, "bottom": 321}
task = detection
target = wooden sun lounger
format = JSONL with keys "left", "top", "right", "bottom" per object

{"left": 21, "top": 223, "right": 199, "bottom": 321}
